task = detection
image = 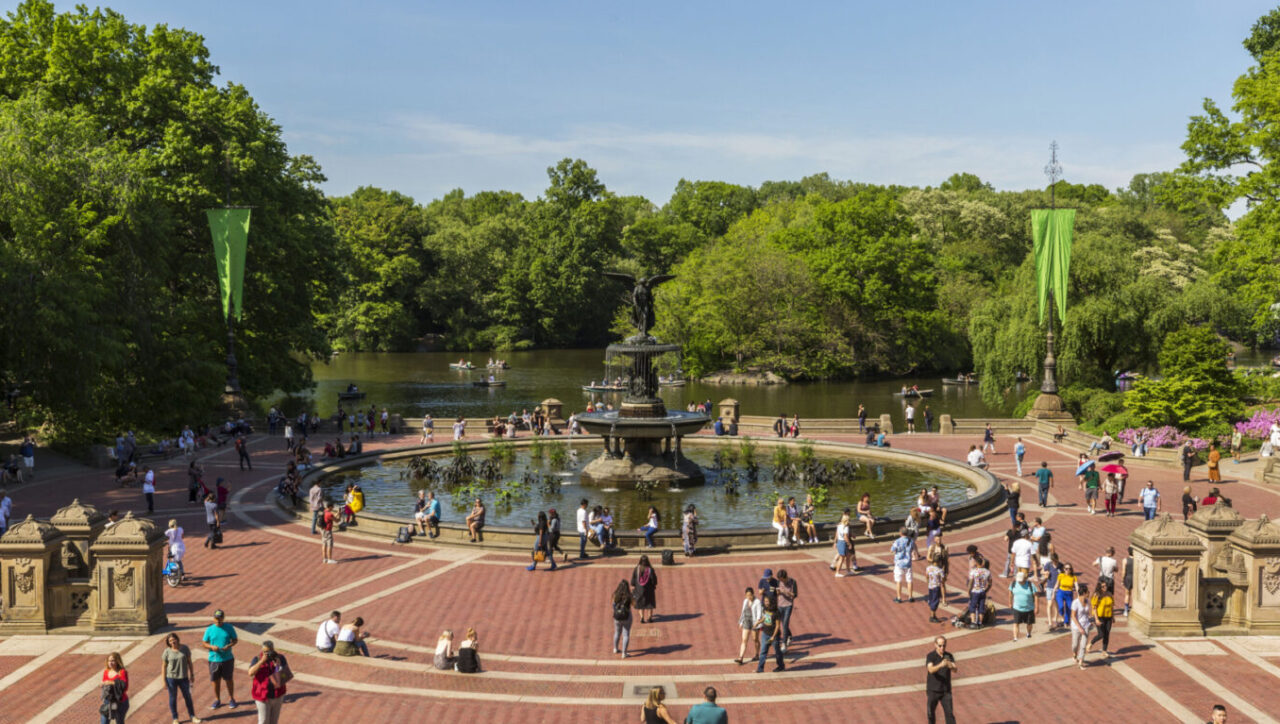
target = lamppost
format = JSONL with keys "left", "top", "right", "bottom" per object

{"left": 206, "top": 204, "right": 252, "bottom": 409}
{"left": 1027, "top": 141, "right": 1076, "bottom": 421}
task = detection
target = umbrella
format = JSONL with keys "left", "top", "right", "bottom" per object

{"left": 1075, "top": 460, "right": 1096, "bottom": 476}
{"left": 1100, "top": 463, "right": 1128, "bottom": 475}
{"left": 1098, "top": 451, "right": 1125, "bottom": 462}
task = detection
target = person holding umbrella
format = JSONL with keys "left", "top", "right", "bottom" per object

{"left": 1076, "top": 460, "right": 1100, "bottom": 515}
{"left": 1098, "top": 461, "right": 1127, "bottom": 517}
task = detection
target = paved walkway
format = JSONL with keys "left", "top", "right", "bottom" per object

{"left": 2, "top": 427, "right": 1280, "bottom": 723}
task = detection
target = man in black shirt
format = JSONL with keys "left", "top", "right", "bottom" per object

{"left": 925, "top": 636, "right": 957, "bottom": 724}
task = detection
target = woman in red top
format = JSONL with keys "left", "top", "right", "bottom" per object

{"left": 100, "top": 651, "right": 128, "bottom": 724}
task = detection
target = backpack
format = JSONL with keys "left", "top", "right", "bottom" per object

{"left": 455, "top": 646, "right": 480, "bottom": 673}
{"left": 395, "top": 526, "right": 413, "bottom": 544}
{"left": 661, "top": 550, "right": 675, "bottom": 566}
{"left": 613, "top": 600, "right": 630, "bottom": 621}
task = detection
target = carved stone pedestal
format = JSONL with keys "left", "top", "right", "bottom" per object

{"left": 1128, "top": 514, "right": 1205, "bottom": 637}
{"left": 0, "top": 516, "right": 65, "bottom": 634}
{"left": 1226, "top": 515, "right": 1280, "bottom": 635}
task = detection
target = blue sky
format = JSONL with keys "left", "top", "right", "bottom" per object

{"left": 38, "top": 0, "right": 1280, "bottom": 205}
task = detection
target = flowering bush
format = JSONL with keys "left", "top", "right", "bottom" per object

{"left": 1234, "top": 408, "right": 1280, "bottom": 439}
{"left": 1116, "top": 426, "right": 1208, "bottom": 450}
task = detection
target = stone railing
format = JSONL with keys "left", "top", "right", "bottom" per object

{"left": 273, "top": 437, "right": 1005, "bottom": 554}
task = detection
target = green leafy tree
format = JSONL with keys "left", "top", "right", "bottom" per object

{"left": 1125, "top": 327, "right": 1242, "bottom": 432}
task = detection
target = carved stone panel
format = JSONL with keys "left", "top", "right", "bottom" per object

{"left": 1262, "top": 557, "right": 1280, "bottom": 607}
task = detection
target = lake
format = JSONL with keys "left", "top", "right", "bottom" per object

{"left": 306, "top": 350, "right": 1020, "bottom": 429}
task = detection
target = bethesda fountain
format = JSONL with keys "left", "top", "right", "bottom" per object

{"left": 574, "top": 273, "right": 709, "bottom": 487}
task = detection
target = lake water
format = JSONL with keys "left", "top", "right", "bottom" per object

{"left": 323, "top": 442, "right": 972, "bottom": 530}
{"left": 307, "top": 350, "right": 1018, "bottom": 429}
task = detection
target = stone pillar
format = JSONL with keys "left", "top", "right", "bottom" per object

{"left": 0, "top": 515, "right": 66, "bottom": 634}
{"left": 938, "top": 414, "right": 954, "bottom": 434}
{"left": 878, "top": 413, "right": 894, "bottom": 435}
{"left": 1128, "top": 513, "right": 1205, "bottom": 637}
{"left": 718, "top": 398, "right": 739, "bottom": 425}
{"left": 389, "top": 414, "right": 404, "bottom": 434}
{"left": 49, "top": 499, "right": 107, "bottom": 628}
{"left": 1186, "top": 502, "right": 1244, "bottom": 580}
{"left": 1226, "top": 515, "right": 1280, "bottom": 634}
{"left": 540, "top": 398, "right": 563, "bottom": 422}
{"left": 88, "top": 514, "right": 168, "bottom": 634}
{"left": 1259, "top": 456, "right": 1277, "bottom": 484}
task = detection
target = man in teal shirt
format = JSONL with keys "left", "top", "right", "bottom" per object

{"left": 1034, "top": 462, "right": 1054, "bottom": 507}
{"left": 202, "top": 609, "right": 239, "bottom": 709}
{"left": 685, "top": 686, "right": 728, "bottom": 724}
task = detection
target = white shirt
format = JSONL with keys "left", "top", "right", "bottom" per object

{"left": 1095, "top": 556, "right": 1118, "bottom": 578}
{"left": 576, "top": 507, "right": 588, "bottom": 534}
{"left": 905, "top": 406, "right": 915, "bottom": 420}
{"left": 165, "top": 526, "right": 185, "bottom": 552}
{"left": 452, "top": 421, "right": 465, "bottom": 440}
{"left": 205, "top": 500, "right": 219, "bottom": 525}
{"left": 316, "top": 619, "right": 340, "bottom": 648}
{"left": 142, "top": 470, "right": 155, "bottom": 494}
{"left": 967, "top": 449, "right": 986, "bottom": 467}
{"left": 836, "top": 522, "right": 850, "bottom": 542}
{"left": 1011, "top": 538, "right": 1036, "bottom": 569}
{"left": 337, "top": 626, "right": 357, "bottom": 643}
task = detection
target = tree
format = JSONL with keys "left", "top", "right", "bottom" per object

{"left": 1125, "top": 327, "right": 1241, "bottom": 434}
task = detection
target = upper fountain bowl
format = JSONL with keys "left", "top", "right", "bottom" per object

{"left": 576, "top": 409, "right": 709, "bottom": 438}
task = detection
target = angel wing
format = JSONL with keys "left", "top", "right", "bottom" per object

{"left": 641, "top": 274, "right": 676, "bottom": 289}
{"left": 602, "top": 272, "right": 636, "bottom": 286}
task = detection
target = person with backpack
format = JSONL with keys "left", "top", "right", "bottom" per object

{"left": 631, "top": 555, "right": 658, "bottom": 623}
{"left": 611, "top": 579, "right": 633, "bottom": 658}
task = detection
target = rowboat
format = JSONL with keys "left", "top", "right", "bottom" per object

{"left": 486, "top": 363, "right": 510, "bottom": 369}
{"left": 473, "top": 380, "right": 506, "bottom": 387}
{"left": 449, "top": 362, "right": 474, "bottom": 370}
{"left": 941, "top": 377, "right": 979, "bottom": 385}
{"left": 659, "top": 380, "right": 687, "bottom": 387}
{"left": 582, "top": 384, "right": 626, "bottom": 392}
{"left": 893, "top": 388, "right": 934, "bottom": 398}
{"left": 337, "top": 391, "right": 367, "bottom": 403}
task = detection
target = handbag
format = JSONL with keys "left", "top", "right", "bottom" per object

{"left": 533, "top": 550, "right": 546, "bottom": 562}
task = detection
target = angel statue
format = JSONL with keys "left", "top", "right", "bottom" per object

{"left": 602, "top": 272, "right": 675, "bottom": 338}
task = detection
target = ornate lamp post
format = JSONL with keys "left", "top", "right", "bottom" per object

{"left": 1027, "top": 142, "right": 1075, "bottom": 421}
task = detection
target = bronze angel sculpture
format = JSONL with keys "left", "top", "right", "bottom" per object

{"left": 603, "top": 272, "right": 675, "bottom": 338}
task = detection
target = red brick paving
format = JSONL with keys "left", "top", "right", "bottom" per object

{"left": 4, "top": 429, "right": 1280, "bottom": 722}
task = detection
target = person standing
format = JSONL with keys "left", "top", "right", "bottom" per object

{"left": 772, "top": 414, "right": 786, "bottom": 437}
{"left": 925, "top": 636, "right": 957, "bottom": 724}
{"left": 891, "top": 527, "right": 914, "bottom": 603}
{"left": 202, "top": 609, "right": 238, "bottom": 710}
{"left": 776, "top": 569, "right": 798, "bottom": 650}
{"left": 682, "top": 504, "right": 698, "bottom": 556}
{"left": 140, "top": 466, "right": 156, "bottom": 514}
{"left": 926, "top": 554, "right": 946, "bottom": 623}
{"left": 611, "top": 579, "right": 633, "bottom": 658}
{"left": 421, "top": 414, "right": 434, "bottom": 443}
{"left": 1181, "top": 440, "right": 1196, "bottom": 482}
{"left": 576, "top": 498, "right": 590, "bottom": 560}
{"left": 1034, "top": 462, "right": 1054, "bottom": 507}
{"left": 631, "top": 555, "right": 658, "bottom": 623}
{"left": 1014, "top": 437, "right": 1026, "bottom": 476}
{"left": 202, "top": 493, "right": 221, "bottom": 550}
{"left": 735, "top": 587, "right": 762, "bottom": 665}
{"left": 234, "top": 434, "right": 251, "bottom": 471}
{"left": 161, "top": 633, "right": 201, "bottom": 722}
{"left": 308, "top": 483, "right": 324, "bottom": 534}
{"left": 965, "top": 555, "right": 992, "bottom": 628}
{"left": 321, "top": 502, "right": 337, "bottom": 564}
{"left": 452, "top": 416, "right": 466, "bottom": 441}
{"left": 982, "top": 424, "right": 996, "bottom": 454}
{"left": 857, "top": 404, "right": 867, "bottom": 433}
{"left": 1070, "top": 583, "right": 1094, "bottom": 669}
{"left": 247, "top": 641, "right": 289, "bottom": 724}
{"left": 19, "top": 435, "right": 35, "bottom": 479}
{"left": 1008, "top": 571, "right": 1038, "bottom": 641}
{"left": 923, "top": 405, "right": 934, "bottom": 433}
{"left": 1181, "top": 486, "right": 1198, "bottom": 521}
{"left": 832, "top": 511, "right": 852, "bottom": 577}
{"left": 101, "top": 651, "right": 129, "bottom": 724}
{"left": 1139, "top": 481, "right": 1161, "bottom": 521}
{"left": 284, "top": 420, "right": 294, "bottom": 451}
{"left": 685, "top": 687, "right": 729, "bottom": 724}
{"left": 755, "top": 596, "right": 785, "bottom": 673}
{"left": 905, "top": 403, "right": 916, "bottom": 434}
{"left": 1207, "top": 443, "right": 1222, "bottom": 483}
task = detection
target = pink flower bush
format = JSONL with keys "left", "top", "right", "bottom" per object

{"left": 1234, "top": 408, "right": 1280, "bottom": 439}
{"left": 1116, "top": 426, "right": 1208, "bottom": 450}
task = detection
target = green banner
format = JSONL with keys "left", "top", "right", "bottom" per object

{"left": 1031, "top": 208, "right": 1074, "bottom": 324}
{"left": 206, "top": 208, "right": 251, "bottom": 321}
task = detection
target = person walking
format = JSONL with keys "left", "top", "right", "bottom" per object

{"left": 1207, "top": 443, "right": 1222, "bottom": 483}
{"left": 982, "top": 423, "right": 996, "bottom": 454}
{"left": 610, "top": 579, "right": 633, "bottom": 658}
{"left": 202, "top": 609, "right": 238, "bottom": 710}
{"left": 832, "top": 511, "right": 852, "bottom": 576}
{"left": 1008, "top": 571, "right": 1038, "bottom": 641}
{"left": 526, "top": 511, "right": 556, "bottom": 571}
{"left": 247, "top": 641, "right": 289, "bottom": 724}
{"left": 1231, "top": 429, "right": 1243, "bottom": 464}
{"left": 421, "top": 414, "right": 434, "bottom": 444}
{"left": 1102, "top": 473, "right": 1120, "bottom": 517}
{"left": 755, "top": 596, "right": 785, "bottom": 672}
{"left": 576, "top": 498, "right": 590, "bottom": 560}
{"left": 891, "top": 527, "right": 914, "bottom": 603}
{"left": 141, "top": 466, "right": 156, "bottom": 514}
{"left": 1070, "top": 582, "right": 1094, "bottom": 669}
{"left": 1005, "top": 481, "right": 1021, "bottom": 526}
{"left": 734, "top": 587, "right": 762, "bottom": 665}
{"left": 640, "top": 686, "right": 680, "bottom": 724}
{"left": 100, "top": 651, "right": 129, "bottom": 724}
{"left": 202, "top": 493, "right": 221, "bottom": 550}
{"left": 321, "top": 502, "right": 337, "bottom": 564}
{"left": 924, "top": 404, "right": 934, "bottom": 433}
{"left": 631, "top": 555, "right": 658, "bottom": 623}
{"left": 1034, "top": 462, "right": 1054, "bottom": 507}
{"left": 685, "top": 687, "right": 729, "bottom": 724}
{"left": 1089, "top": 581, "right": 1115, "bottom": 656}
{"left": 1014, "top": 437, "right": 1026, "bottom": 476}
{"left": 308, "top": 482, "right": 324, "bottom": 534}
{"left": 1054, "top": 563, "right": 1078, "bottom": 629}
{"left": 234, "top": 434, "right": 252, "bottom": 471}
{"left": 1080, "top": 466, "right": 1101, "bottom": 515}
{"left": 1139, "top": 481, "right": 1161, "bottom": 521}
{"left": 776, "top": 569, "right": 798, "bottom": 650}
{"left": 161, "top": 632, "right": 202, "bottom": 723}
{"left": 925, "top": 636, "right": 958, "bottom": 724}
